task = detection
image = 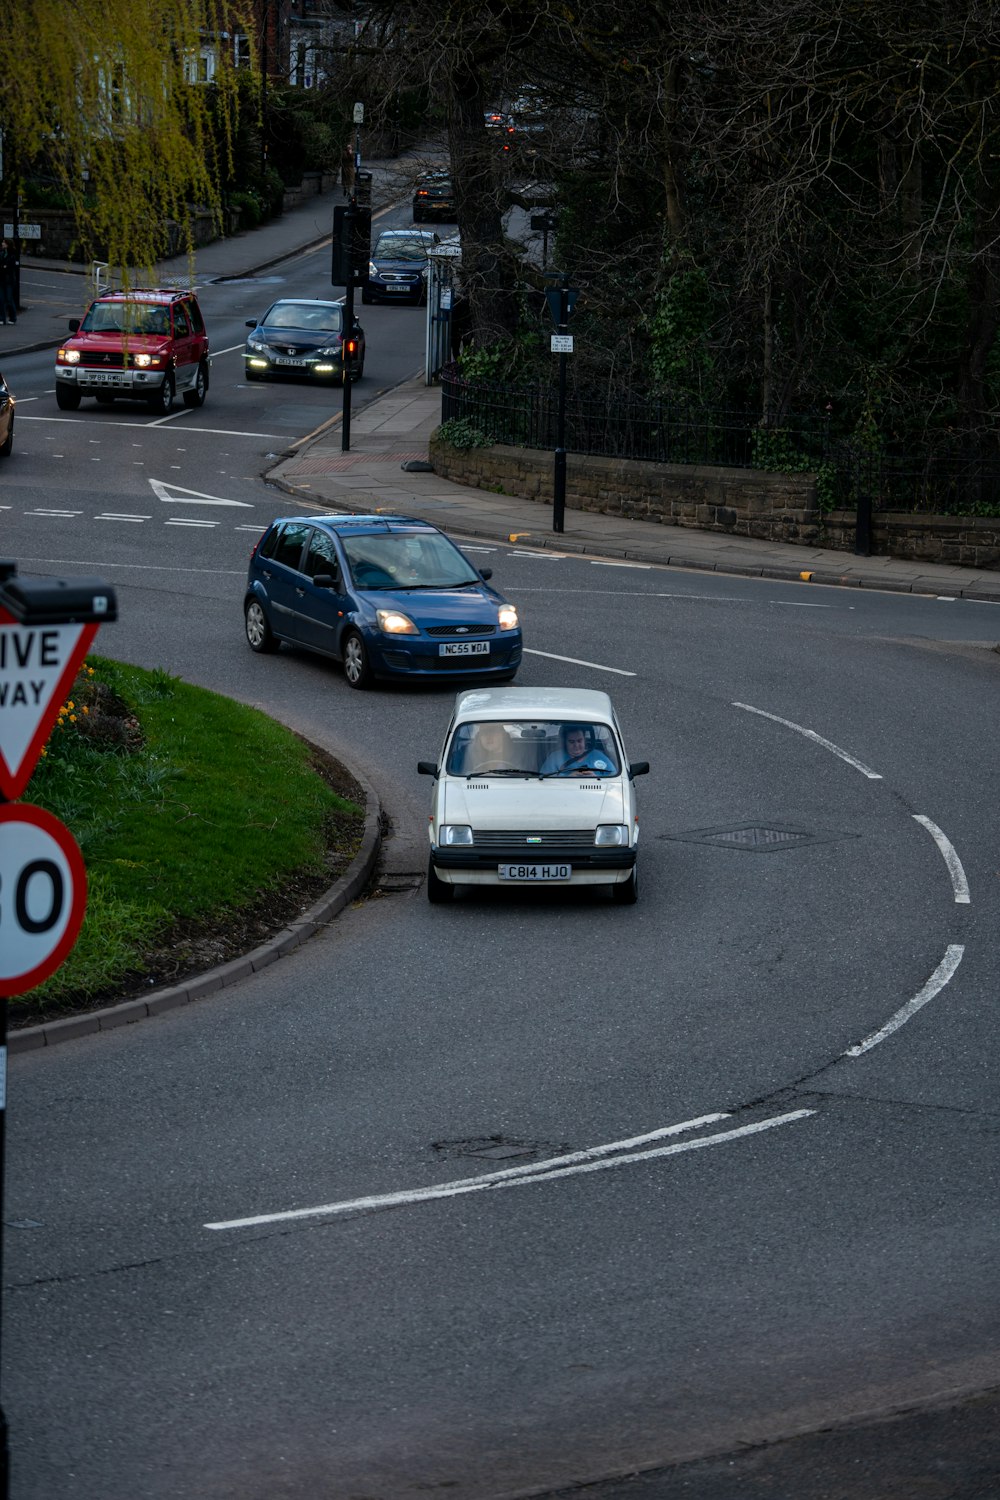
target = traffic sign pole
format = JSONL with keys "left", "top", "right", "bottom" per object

{"left": 0, "top": 561, "right": 116, "bottom": 1500}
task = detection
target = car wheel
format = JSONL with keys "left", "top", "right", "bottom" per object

{"left": 56, "top": 384, "right": 81, "bottom": 411}
{"left": 426, "top": 858, "right": 455, "bottom": 904}
{"left": 0, "top": 418, "right": 12, "bottom": 457}
{"left": 183, "top": 361, "right": 208, "bottom": 408}
{"left": 342, "top": 628, "right": 372, "bottom": 689}
{"left": 245, "top": 598, "right": 279, "bottom": 654}
{"left": 612, "top": 866, "right": 639, "bottom": 905}
{"left": 95, "top": 392, "right": 115, "bottom": 406}
{"left": 147, "top": 370, "right": 174, "bottom": 415}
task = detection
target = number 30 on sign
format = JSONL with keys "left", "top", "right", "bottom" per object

{"left": 0, "top": 804, "right": 87, "bottom": 997}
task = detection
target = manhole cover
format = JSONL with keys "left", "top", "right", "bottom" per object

{"left": 660, "top": 823, "right": 856, "bottom": 852}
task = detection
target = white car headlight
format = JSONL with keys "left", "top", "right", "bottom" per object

{"left": 440, "top": 824, "right": 473, "bottom": 846}
{"left": 368, "top": 261, "right": 378, "bottom": 277}
{"left": 59, "top": 349, "right": 81, "bottom": 364}
{"left": 247, "top": 338, "right": 267, "bottom": 353}
{"left": 377, "top": 609, "right": 418, "bottom": 635}
{"left": 498, "top": 604, "right": 519, "bottom": 631}
{"left": 594, "top": 824, "right": 628, "bottom": 847}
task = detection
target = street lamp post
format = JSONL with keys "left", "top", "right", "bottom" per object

{"left": 341, "top": 101, "right": 364, "bottom": 454}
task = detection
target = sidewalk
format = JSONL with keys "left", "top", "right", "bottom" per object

{"left": 268, "top": 379, "right": 1000, "bottom": 606}
{"left": 5, "top": 154, "right": 1000, "bottom": 605}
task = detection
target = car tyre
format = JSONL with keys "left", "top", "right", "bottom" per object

{"left": 56, "top": 384, "right": 81, "bottom": 411}
{"left": 342, "top": 628, "right": 372, "bottom": 689}
{"left": 147, "top": 370, "right": 174, "bottom": 415}
{"left": 426, "top": 858, "right": 455, "bottom": 904}
{"left": 612, "top": 866, "right": 639, "bottom": 905}
{"left": 0, "top": 418, "right": 12, "bottom": 457}
{"left": 183, "top": 361, "right": 208, "bottom": 408}
{"left": 245, "top": 598, "right": 279, "bottom": 654}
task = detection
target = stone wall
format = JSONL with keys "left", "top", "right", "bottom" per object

{"left": 430, "top": 436, "right": 1000, "bottom": 571}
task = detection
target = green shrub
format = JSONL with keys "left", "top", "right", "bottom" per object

{"left": 437, "top": 417, "right": 495, "bottom": 449}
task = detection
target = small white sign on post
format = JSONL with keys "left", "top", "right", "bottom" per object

{"left": 3, "top": 223, "right": 41, "bottom": 240}
{"left": 551, "top": 334, "right": 574, "bottom": 354}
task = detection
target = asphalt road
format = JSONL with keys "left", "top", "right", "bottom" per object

{"left": 2, "top": 231, "right": 1000, "bottom": 1499}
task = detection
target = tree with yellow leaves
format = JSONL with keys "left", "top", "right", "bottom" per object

{"left": 0, "top": 0, "right": 256, "bottom": 280}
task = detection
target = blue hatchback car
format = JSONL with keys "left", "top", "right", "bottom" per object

{"left": 244, "top": 514, "right": 522, "bottom": 689}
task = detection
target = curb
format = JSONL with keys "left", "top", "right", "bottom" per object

{"left": 9, "top": 763, "right": 382, "bottom": 1054}
{"left": 265, "top": 471, "right": 1000, "bottom": 606}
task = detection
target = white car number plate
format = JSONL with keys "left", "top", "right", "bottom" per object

{"left": 498, "top": 864, "right": 571, "bottom": 881}
{"left": 439, "top": 641, "right": 489, "bottom": 656}
{"left": 275, "top": 357, "right": 307, "bottom": 367}
{"left": 93, "top": 372, "right": 126, "bottom": 385}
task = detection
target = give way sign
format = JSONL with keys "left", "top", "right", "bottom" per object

{"left": 0, "top": 804, "right": 88, "bottom": 997}
{"left": 0, "top": 607, "right": 98, "bottom": 800}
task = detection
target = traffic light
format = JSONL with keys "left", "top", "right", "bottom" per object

{"left": 331, "top": 205, "right": 372, "bottom": 287}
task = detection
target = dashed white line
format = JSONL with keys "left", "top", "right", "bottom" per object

{"left": 96, "top": 514, "right": 150, "bottom": 523}
{"left": 912, "top": 815, "right": 971, "bottom": 903}
{"left": 165, "top": 518, "right": 218, "bottom": 528}
{"left": 205, "top": 1109, "right": 813, "bottom": 1231}
{"left": 733, "top": 702, "right": 882, "bottom": 779}
{"left": 591, "top": 560, "right": 652, "bottom": 569}
{"left": 524, "top": 647, "right": 636, "bottom": 677}
{"left": 845, "top": 945, "right": 965, "bottom": 1056}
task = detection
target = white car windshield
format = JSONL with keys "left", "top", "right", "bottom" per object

{"left": 342, "top": 532, "right": 480, "bottom": 590}
{"left": 447, "top": 720, "right": 621, "bottom": 777}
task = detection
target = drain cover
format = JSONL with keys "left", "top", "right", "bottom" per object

{"left": 661, "top": 822, "right": 855, "bottom": 852}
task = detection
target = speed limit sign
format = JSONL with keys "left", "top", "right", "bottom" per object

{"left": 0, "top": 804, "right": 87, "bottom": 997}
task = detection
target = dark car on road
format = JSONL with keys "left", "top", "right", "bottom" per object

{"left": 362, "top": 228, "right": 440, "bottom": 305}
{"left": 244, "top": 513, "right": 522, "bottom": 689}
{"left": 244, "top": 298, "right": 364, "bottom": 383}
{"left": 412, "top": 172, "right": 456, "bottom": 223}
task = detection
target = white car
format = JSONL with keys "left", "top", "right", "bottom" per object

{"left": 418, "top": 686, "right": 649, "bottom": 904}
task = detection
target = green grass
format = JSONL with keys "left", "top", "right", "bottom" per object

{"left": 16, "top": 656, "right": 364, "bottom": 1014}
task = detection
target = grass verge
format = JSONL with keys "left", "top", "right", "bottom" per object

{"left": 14, "top": 656, "right": 365, "bottom": 1025}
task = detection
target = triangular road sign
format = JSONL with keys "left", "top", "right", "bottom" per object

{"left": 0, "top": 607, "right": 99, "bottom": 800}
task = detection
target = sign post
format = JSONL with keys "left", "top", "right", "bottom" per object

{"left": 544, "top": 277, "right": 579, "bottom": 534}
{"left": 0, "top": 561, "right": 117, "bottom": 1500}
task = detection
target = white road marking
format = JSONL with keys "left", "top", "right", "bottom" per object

{"left": 844, "top": 945, "right": 965, "bottom": 1056}
{"left": 20, "top": 416, "right": 285, "bottom": 438}
{"left": 27, "top": 509, "right": 80, "bottom": 517}
{"left": 96, "top": 514, "right": 150, "bottom": 523}
{"left": 205, "top": 1109, "right": 813, "bottom": 1231}
{"left": 149, "top": 478, "right": 252, "bottom": 508}
{"left": 524, "top": 647, "right": 636, "bottom": 677}
{"left": 165, "top": 518, "right": 218, "bottom": 528}
{"left": 769, "top": 601, "right": 830, "bottom": 608}
{"left": 912, "top": 815, "right": 971, "bottom": 903}
{"left": 733, "top": 702, "right": 882, "bottom": 779}
{"left": 510, "top": 550, "right": 565, "bottom": 559}
{"left": 10, "top": 554, "right": 244, "bottom": 575}
{"left": 591, "top": 560, "right": 652, "bottom": 569}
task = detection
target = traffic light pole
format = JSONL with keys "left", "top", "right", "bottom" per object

{"left": 341, "top": 106, "right": 363, "bottom": 454}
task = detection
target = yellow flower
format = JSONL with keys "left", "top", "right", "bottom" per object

{"left": 69, "top": 714, "right": 77, "bottom": 723}
{"left": 67, "top": 701, "right": 75, "bottom": 711}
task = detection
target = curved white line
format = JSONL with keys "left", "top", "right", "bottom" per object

{"left": 733, "top": 703, "right": 882, "bottom": 778}
{"left": 524, "top": 648, "right": 636, "bottom": 677}
{"left": 912, "top": 815, "right": 971, "bottom": 903}
{"left": 204, "top": 1110, "right": 815, "bottom": 1231}
{"left": 844, "top": 944, "right": 965, "bottom": 1056}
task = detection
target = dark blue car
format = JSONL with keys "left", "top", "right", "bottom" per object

{"left": 244, "top": 514, "right": 522, "bottom": 689}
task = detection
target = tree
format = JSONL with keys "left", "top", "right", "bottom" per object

{"left": 0, "top": 0, "right": 256, "bottom": 280}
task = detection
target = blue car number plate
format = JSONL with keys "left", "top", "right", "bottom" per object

{"left": 439, "top": 641, "right": 489, "bottom": 656}
{"left": 498, "top": 864, "right": 572, "bottom": 881}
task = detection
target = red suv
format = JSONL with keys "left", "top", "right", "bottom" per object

{"left": 55, "top": 287, "right": 210, "bottom": 414}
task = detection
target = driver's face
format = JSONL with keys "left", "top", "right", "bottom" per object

{"left": 565, "top": 730, "right": 587, "bottom": 754}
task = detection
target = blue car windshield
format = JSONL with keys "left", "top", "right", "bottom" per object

{"left": 343, "top": 532, "right": 480, "bottom": 590}
{"left": 374, "top": 235, "right": 431, "bottom": 261}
